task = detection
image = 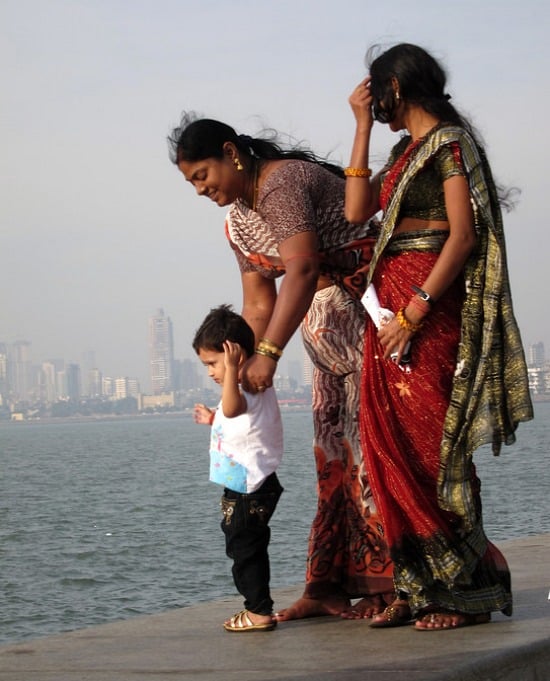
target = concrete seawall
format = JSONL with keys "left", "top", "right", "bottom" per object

{"left": 1, "top": 534, "right": 549, "bottom": 681}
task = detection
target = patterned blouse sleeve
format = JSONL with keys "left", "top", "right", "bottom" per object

{"left": 258, "top": 163, "right": 317, "bottom": 242}
{"left": 225, "top": 162, "right": 318, "bottom": 277}
{"left": 435, "top": 142, "right": 465, "bottom": 181}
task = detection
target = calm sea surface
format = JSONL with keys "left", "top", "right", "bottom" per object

{"left": 1, "top": 405, "right": 548, "bottom": 645}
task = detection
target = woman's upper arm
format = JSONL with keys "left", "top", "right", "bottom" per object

{"left": 241, "top": 271, "right": 277, "bottom": 310}
{"left": 278, "top": 230, "right": 319, "bottom": 273}
{"left": 344, "top": 172, "right": 382, "bottom": 223}
{"left": 240, "top": 271, "right": 277, "bottom": 341}
{"left": 443, "top": 174, "right": 476, "bottom": 246}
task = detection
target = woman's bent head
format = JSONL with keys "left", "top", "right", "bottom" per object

{"left": 168, "top": 111, "right": 345, "bottom": 185}
{"left": 168, "top": 113, "right": 257, "bottom": 206}
{"left": 168, "top": 114, "right": 250, "bottom": 165}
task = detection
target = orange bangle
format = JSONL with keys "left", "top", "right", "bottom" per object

{"left": 396, "top": 308, "right": 423, "bottom": 333}
{"left": 344, "top": 167, "right": 372, "bottom": 177}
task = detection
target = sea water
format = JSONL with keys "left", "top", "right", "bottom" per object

{"left": 1, "top": 405, "right": 548, "bottom": 645}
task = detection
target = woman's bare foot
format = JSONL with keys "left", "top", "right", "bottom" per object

{"left": 273, "top": 595, "right": 350, "bottom": 621}
{"left": 415, "top": 610, "right": 491, "bottom": 631}
{"left": 341, "top": 594, "right": 386, "bottom": 619}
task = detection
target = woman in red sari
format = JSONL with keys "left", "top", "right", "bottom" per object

{"left": 345, "top": 43, "right": 533, "bottom": 630}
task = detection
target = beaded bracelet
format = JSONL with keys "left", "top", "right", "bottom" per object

{"left": 344, "top": 167, "right": 372, "bottom": 178}
{"left": 396, "top": 308, "right": 423, "bottom": 333}
{"left": 255, "top": 347, "right": 280, "bottom": 362}
{"left": 258, "top": 338, "right": 283, "bottom": 358}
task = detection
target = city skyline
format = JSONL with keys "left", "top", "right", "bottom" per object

{"left": 1, "top": 323, "right": 546, "bottom": 405}
{"left": 2, "top": 2, "right": 548, "bottom": 388}
{"left": 0, "top": 305, "right": 310, "bottom": 404}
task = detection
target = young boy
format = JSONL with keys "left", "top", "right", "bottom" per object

{"left": 192, "top": 304, "right": 284, "bottom": 632}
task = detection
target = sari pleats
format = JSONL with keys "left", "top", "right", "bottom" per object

{"left": 360, "top": 249, "right": 513, "bottom": 615}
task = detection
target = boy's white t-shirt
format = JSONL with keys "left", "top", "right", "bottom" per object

{"left": 209, "top": 387, "right": 283, "bottom": 493}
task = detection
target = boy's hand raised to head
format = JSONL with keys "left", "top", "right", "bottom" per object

{"left": 223, "top": 341, "right": 243, "bottom": 369}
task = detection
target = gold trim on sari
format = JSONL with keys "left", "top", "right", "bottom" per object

{"left": 368, "top": 125, "right": 533, "bottom": 532}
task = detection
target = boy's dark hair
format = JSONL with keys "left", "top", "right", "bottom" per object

{"left": 192, "top": 304, "right": 255, "bottom": 358}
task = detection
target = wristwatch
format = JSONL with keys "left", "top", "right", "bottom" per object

{"left": 411, "top": 285, "right": 434, "bottom": 307}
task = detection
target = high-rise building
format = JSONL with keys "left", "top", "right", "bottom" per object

{"left": 0, "top": 343, "right": 8, "bottom": 405}
{"left": 88, "top": 368, "right": 103, "bottom": 398}
{"left": 114, "top": 377, "right": 140, "bottom": 399}
{"left": 39, "top": 359, "right": 65, "bottom": 403}
{"left": 149, "top": 308, "right": 175, "bottom": 395}
{"left": 180, "top": 358, "right": 201, "bottom": 390}
{"left": 127, "top": 378, "right": 140, "bottom": 398}
{"left": 10, "top": 340, "right": 32, "bottom": 402}
{"left": 80, "top": 350, "right": 96, "bottom": 396}
{"left": 66, "top": 363, "right": 81, "bottom": 401}
{"left": 528, "top": 342, "right": 545, "bottom": 368}
{"left": 115, "top": 377, "right": 129, "bottom": 400}
{"left": 40, "top": 361, "right": 58, "bottom": 403}
{"left": 102, "top": 376, "right": 115, "bottom": 398}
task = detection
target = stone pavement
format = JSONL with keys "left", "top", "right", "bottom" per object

{"left": 1, "top": 534, "right": 549, "bottom": 681}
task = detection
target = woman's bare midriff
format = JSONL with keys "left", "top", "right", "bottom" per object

{"left": 394, "top": 217, "right": 449, "bottom": 235}
{"left": 315, "top": 219, "right": 450, "bottom": 292}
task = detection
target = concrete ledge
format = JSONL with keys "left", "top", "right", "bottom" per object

{"left": 1, "top": 534, "right": 549, "bottom": 681}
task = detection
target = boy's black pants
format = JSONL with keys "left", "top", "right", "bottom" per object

{"left": 220, "top": 472, "right": 283, "bottom": 615}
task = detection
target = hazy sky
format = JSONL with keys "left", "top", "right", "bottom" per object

{"left": 2, "top": 0, "right": 548, "bottom": 390}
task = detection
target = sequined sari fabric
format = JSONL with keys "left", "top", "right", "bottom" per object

{"left": 360, "top": 125, "right": 533, "bottom": 616}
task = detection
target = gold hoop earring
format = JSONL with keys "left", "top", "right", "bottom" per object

{"left": 395, "top": 91, "right": 400, "bottom": 102}
{"left": 233, "top": 157, "right": 244, "bottom": 171}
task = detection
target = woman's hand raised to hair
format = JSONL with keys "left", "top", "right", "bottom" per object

{"left": 349, "top": 77, "right": 374, "bottom": 131}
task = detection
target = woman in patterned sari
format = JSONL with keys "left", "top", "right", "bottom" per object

{"left": 168, "top": 115, "right": 394, "bottom": 620}
{"left": 345, "top": 43, "right": 533, "bottom": 630}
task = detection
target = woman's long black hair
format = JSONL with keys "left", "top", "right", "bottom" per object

{"left": 368, "top": 43, "right": 476, "bottom": 137}
{"left": 167, "top": 112, "right": 344, "bottom": 177}
{"left": 368, "top": 43, "right": 518, "bottom": 210}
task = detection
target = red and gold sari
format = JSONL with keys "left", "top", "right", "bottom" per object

{"left": 360, "top": 125, "right": 533, "bottom": 615}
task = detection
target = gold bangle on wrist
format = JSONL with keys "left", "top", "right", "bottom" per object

{"left": 255, "top": 347, "right": 280, "bottom": 362}
{"left": 396, "top": 308, "right": 423, "bottom": 333}
{"left": 257, "top": 338, "right": 283, "bottom": 358}
{"left": 344, "top": 167, "right": 372, "bottom": 177}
